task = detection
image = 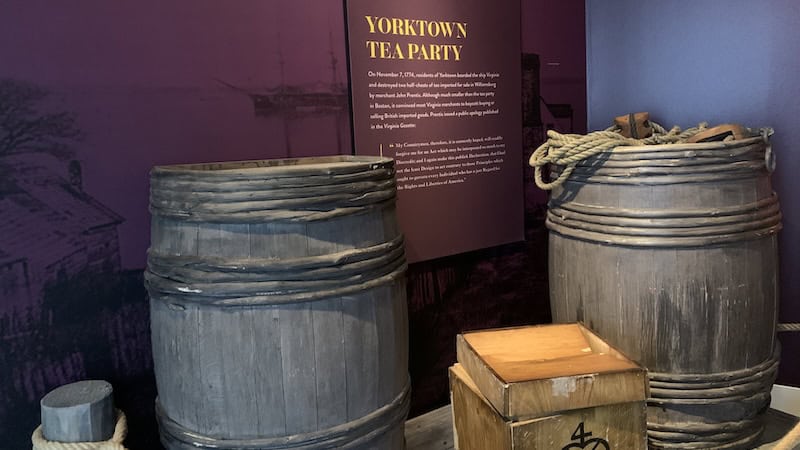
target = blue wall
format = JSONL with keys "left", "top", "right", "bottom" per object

{"left": 586, "top": 0, "right": 800, "bottom": 384}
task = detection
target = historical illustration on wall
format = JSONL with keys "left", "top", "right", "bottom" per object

{"left": 0, "top": 2, "right": 354, "bottom": 447}
{"left": 0, "top": 1, "right": 585, "bottom": 448}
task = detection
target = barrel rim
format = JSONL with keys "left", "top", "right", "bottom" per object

{"left": 152, "top": 155, "right": 394, "bottom": 177}
{"left": 602, "top": 136, "right": 763, "bottom": 154}
{"left": 646, "top": 425, "right": 763, "bottom": 449}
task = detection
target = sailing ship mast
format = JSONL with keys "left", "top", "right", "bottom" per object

{"left": 277, "top": 33, "right": 286, "bottom": 93}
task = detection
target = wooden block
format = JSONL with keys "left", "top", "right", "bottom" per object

{"left": 614, "top": 112, "right": 652, "bottom": 139}
{"left": 40, "top": 380, "right": 116, "bottom": 442}
{"left": 456, "top": 323, "right": 648, "bottom": 420}
{"left": 450, "top": 364, "right": 648, "bottom": 450}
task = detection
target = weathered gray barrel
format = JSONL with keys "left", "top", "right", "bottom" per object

{"left": 547, "top": 136, "right": 781, "bottom": 449}
{"left": 145, "top": 156, "right": 409, "bottom": 449}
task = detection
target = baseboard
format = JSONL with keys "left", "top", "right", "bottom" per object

{"left": 771, "top": 384, "right": 800, "bottom": 416}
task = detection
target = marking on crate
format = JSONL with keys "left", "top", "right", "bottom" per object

{"left": 562, "top": 422, "right": 610, "bottom": 450}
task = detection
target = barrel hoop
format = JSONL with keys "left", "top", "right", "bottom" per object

{"left": 649, "top": 368, "right": 777, "bottom": 400}
{"left": 580, "top": 143, "right": 764, "bottom": 163}
{"left": 649, "top": 345, "right": 780, "bottom": 383}
{"left": 547, "top": 209, "right": 781, "bottom": 238}
{"left": 649, "top": 357, "right": 780, "bottom": 391}
{"left": 147, "top": 235, "right": 404, "bottom": 280}
{"left": 596, "top": 137, "right": 763, "bottom": 154}
{"left": 648, "top": 390, "right": 771, "bottom": 407}
{"left": 571, "top": 160, "right": 766, "bottom": 177}
{"left": 150, "top": 170, "right": 394, "bottom": 193}
{"left": 646, "top": 426, "right": 763, "bottom": 449}
{"left": 162, "top": 260, "right": 406, "bottom": 307}
{"left": 647, "top": 418, "right": 760, "bottom": 434}
{"left": 649, "top": 428, "right": 755, "bottom": 444}
{"left": 549, "top": 202, "right": 780, "bottom": 231}
{"left": 562, "top": 170, "right": 767, "bottom": 186}
{"left": 145, "top": 239, "right": 408, "bottom": 306}
{"left": 148, "top": 246, "right": 405, "bottom": 285}
{"left": 152, "top": 179, "right": 395, "bottom": 204}
{"left": 546, "top": 217, "right": 781, "bottom": 247}
{"left": 550, "top": 195, "right": 778, "bottom": 219}
{"left": 146, "top": 250, "right": 405, "bottom": 301}
{"left": 156, "top": 379, "right": 411, "bottom": 449}
{"left": 150, "top": 191, "right": 397, "bottom": 223}
{"left": 150, "top": 157, "right": 396, "bottom": 223}
{"left": 152, "top": 156, "right": 394, "bottom": 180}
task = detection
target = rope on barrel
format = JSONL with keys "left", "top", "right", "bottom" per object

{"left": 32, "top": 410, "right": 128, "bottom": 450}
{"left": 529, "top": 121, "right": 709, "bottom": 190}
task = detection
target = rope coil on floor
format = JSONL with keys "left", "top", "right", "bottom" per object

{"left": 31, "top": 410, "right": 127, "bottom": 450}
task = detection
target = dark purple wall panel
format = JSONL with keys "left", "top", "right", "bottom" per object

{"left": 0, "top": 1, "right": 586, "bottom": 448}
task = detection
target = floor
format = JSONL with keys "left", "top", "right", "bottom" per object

{"left": 405, "top": 405, "right": 800, "bottom": 450}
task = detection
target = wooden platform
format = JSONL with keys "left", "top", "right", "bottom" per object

{"left": 405, "top": 405, "right": 800, "bottom": 450}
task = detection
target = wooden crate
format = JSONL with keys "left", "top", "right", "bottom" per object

{"left": 451, "top": 323, "right": 649, "bottom": 449}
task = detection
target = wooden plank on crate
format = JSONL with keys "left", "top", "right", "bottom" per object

{"left": 449, "top": 364, "right": 511, "bottom": 450}
{"left": 456, "top": 323, "right": 648, "bottom": 420}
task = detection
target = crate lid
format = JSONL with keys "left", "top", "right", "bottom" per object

{"left": 456, "top": 323, "right": 648, "bottom": 420}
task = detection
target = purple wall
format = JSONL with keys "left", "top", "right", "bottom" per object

{"left": 523, "top": 0, "right": 586, "bottom": 134}
{"left": 0, "top": 0, "right": 351, "bottom": 271}
{"left": 586, "top": 0, "right": 800, "bottom": 385}
{"left": 0, "top": 1, "right": 586, "bottom": 448}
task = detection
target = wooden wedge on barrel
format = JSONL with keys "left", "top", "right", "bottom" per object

{"left": 614, "top": 112, "right": 653, "bottom": 139}
{"left": 686, "top": 123, "right": 747, "bottom": 143}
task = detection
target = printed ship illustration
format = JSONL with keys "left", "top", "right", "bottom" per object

{"left": 217, "top": 37, "right": 348, "bottom": 117}
{"left": 251, "top": 84, "right": 347, "bottom": 115}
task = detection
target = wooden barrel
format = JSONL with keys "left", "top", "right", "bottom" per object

{"left": 145, "top": 156, "right": 409, "bottom": 449}
{"left": 547, "top": 135, "right": 781, "bottom": 449}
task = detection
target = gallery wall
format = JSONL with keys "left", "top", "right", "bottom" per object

{"left": 586, "top": 0, "right": 800, "bottom": 385}
{"left": 0, "top": 1, "right": 586, "bottom": 448}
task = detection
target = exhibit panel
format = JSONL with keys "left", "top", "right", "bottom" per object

{"left": 346, "top": 0, "right": 524, "bottom": 263}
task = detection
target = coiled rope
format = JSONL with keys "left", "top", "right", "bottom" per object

{"left": 31, "top": 410, "right": 128, "bottom": 450}
{"left": 529, "top": 121, "right": 709, "bottom": 190}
